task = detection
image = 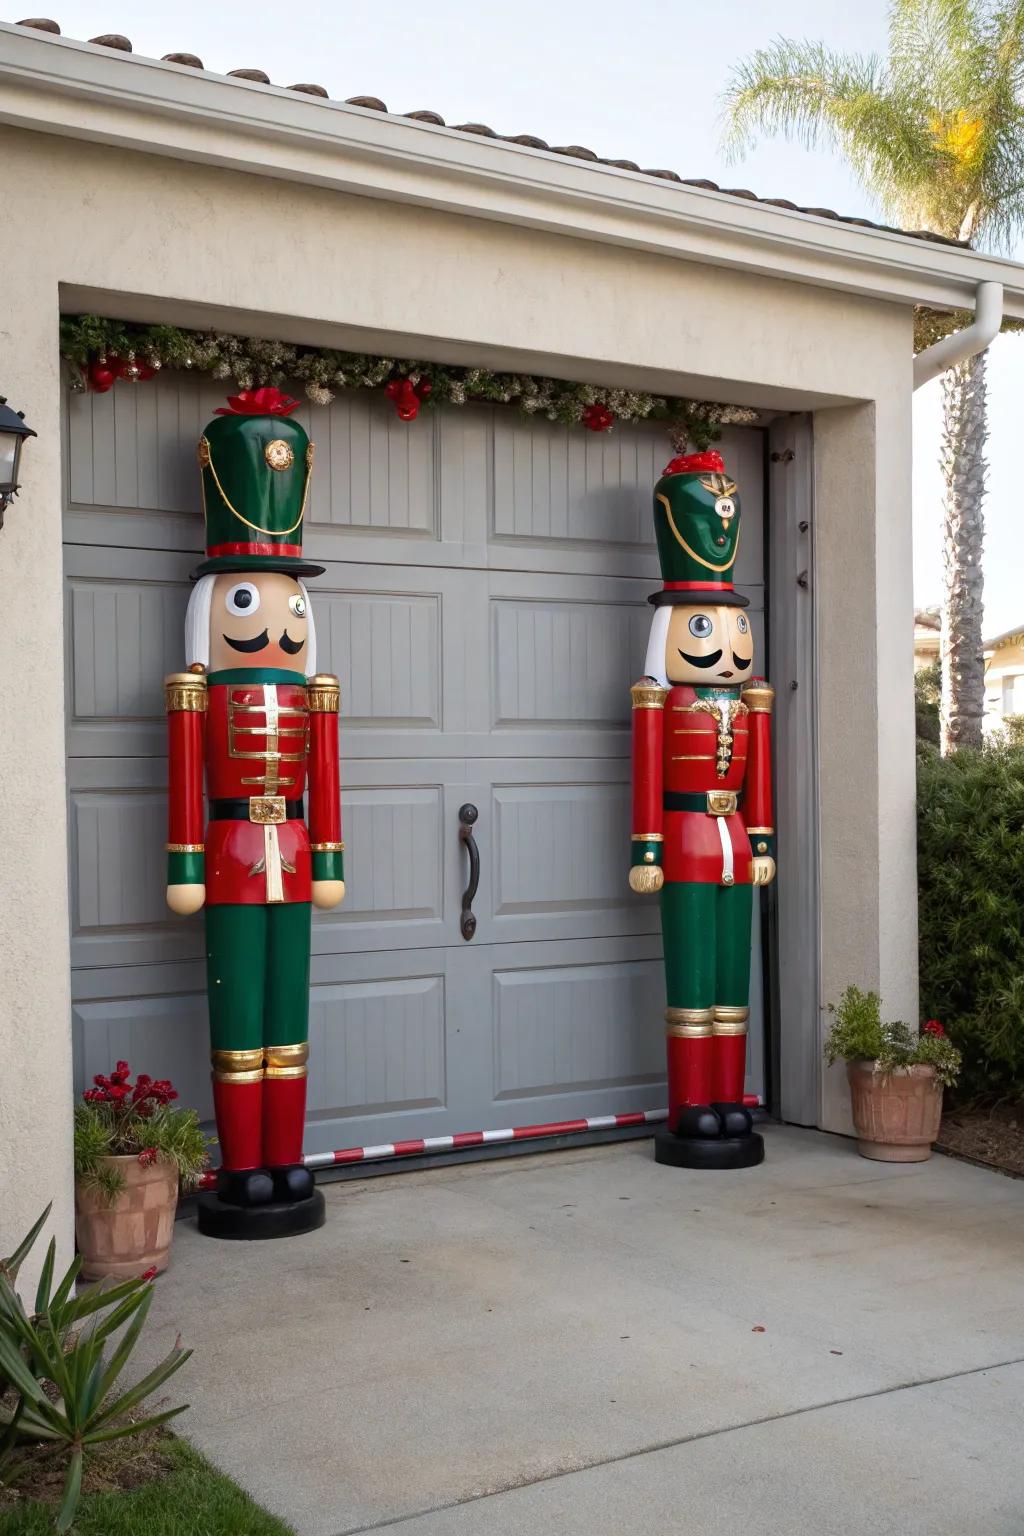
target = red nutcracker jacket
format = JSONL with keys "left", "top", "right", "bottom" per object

{"left": 630, "top": 679, "right": 773, "bottom": 887}
{"left": 165, "top": 667, "right": 343, "bottom": 905}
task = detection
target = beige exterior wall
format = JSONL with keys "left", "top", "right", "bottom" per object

{"left": 0, "top": 125, "right": 918, "bottom": 1269}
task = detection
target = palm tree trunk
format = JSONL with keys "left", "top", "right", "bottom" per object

{"left": 939, "top": 350, "right": 988, "bottom": 754}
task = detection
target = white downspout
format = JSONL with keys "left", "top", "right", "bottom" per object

{"left": 913, "top": 280, "right": 1004, "bottom": 390}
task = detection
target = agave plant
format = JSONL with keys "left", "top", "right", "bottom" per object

{"left": 0, "top": 1204, "right": 190, "bottom": 1531}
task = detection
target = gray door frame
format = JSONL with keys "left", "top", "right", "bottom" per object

{"left": 766, "top": 414, "right": 821, "bottom": 1127}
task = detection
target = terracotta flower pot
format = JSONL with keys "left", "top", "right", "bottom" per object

{"left": 846, "top": 1059, "right": 943, "bottom": 1162}
{"left": 75, "top": 1155, "right": 179, "bottom": 1280}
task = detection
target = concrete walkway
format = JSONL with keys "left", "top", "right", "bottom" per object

{"left": 144, "top": 1126, "right": 1024, "bottom": 1534}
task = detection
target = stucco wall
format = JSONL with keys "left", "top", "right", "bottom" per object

{"left": 0, "top": 125, "right": 917, "bottom": 1271}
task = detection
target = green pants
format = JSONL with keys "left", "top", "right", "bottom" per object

{"left": 205, "top": 904, "right": 312, "bottom": 1052}
{"left": 660, "top": 882, "right": 753, "bottom": 1010}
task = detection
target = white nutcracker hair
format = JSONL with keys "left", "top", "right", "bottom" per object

{"left": 643, "top": 605, "right": 671, "bottom": 689}
{"left": 185, "top": 574, "right": 317, "bottom": 676}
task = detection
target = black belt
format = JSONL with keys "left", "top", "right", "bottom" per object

{"left": 663, "top": 790, "right": 743, "bottom": 813}
{"left": 209, "top": 798, "right": 304, "bottom": 821}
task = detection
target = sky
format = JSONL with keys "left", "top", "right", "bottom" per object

{"left": 41, "top": 0, "right": 1024, "bottom": 636}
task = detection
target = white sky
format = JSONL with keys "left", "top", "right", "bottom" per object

{"left": 44, "top": 0, "right": 1024, "bottom": 637}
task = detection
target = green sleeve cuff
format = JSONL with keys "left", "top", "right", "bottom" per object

{"left": 749, "top": 834, "right": 775, "bottom": 859}
{"left": 630, "top": 840, "right": 663, "bottom": 869}
{"left": 167, "top": 851, "right": 204, "bottom": 885}
{"left": 312, "top": 850, "right": 345, "bottom": 882}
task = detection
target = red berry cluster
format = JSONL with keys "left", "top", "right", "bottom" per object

{"left": 83, "top": 1061, "right": 178, "bottom": 1115}
{"left": 384, "top": 376, "right": 432, "bottom": 421}
{"left": 922, "top": 1019, "right": 947, "bottom": 1038}
{"left": 581, "top": 402, "right": 614, "bottom": 433}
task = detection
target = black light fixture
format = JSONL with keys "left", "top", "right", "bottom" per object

{"left": 0, "top": 395, "right": 36, "bottom": 528}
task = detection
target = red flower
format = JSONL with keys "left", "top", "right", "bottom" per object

{"left": 384, "top": 377, "right": 431, "bottom": 422}
{"left": 140, "top": 1265, "right": 158, "bottom": 1282}
{"left": 582, "top": 403, "right": 614, "bottom": 433}
{"left": 137, "top": 1147, "right": 158, "bottom": 1167}
{"left": 215, "top": 387, "right": 300, "bottom": 417}
{"left": 662, "top": 450, "right": 727, "bottom": 476}
{"left": 922, "top": 1019, "right": 946, "bottom": 1038}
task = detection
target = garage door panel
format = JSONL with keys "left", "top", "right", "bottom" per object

{"left": 492, "top": 782, "right": 634, "bottom": 918}
{"left": 70, "top": 788, "right": 170, "bottom": 935}
{"left": 492, "top": 957, "right": 665, "bottom": 1101}
{"left": 490, "top": 596, "right": 651, "bottom": 729}
{"left": 331, "top": 786, "right": 444, "bottom": 926}
{"left": 309, "top": 974, "right": 447, "bottom": 1124}
{"left": 309, "top": 392, "right": 437, "bottom": 537}
{"left": 74, "top": 990, "right": 212, "bottom": 1120}
{"left": 315, "top": 587, "right": 442, "bottom": 730}
{"left": 67, "top": 576, "right": 187, "bottom": 724}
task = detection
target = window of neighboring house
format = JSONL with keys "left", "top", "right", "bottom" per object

{"left": 1002, "top": 672, "right": 1024, "bottom": 717}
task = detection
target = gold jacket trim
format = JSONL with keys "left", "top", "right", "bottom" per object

{"left": 164, "top": 673, "right": 208, "bottom": 713}
{"left": 307, "top": 674, "right": 341, "bottom": 713}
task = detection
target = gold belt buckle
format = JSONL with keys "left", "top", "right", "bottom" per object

{"left": 706, "top": 791, "right": 737, "bottom": 817}
{"left": 249, "top": 795, "right": 287, "bottom": 825}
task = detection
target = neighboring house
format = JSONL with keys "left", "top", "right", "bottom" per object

{"left": 914, "top": 608, "right": 941, "bottom": 672}
{"left": 984, "top": 626, "right": 1024, "bottom": 734}
{"left": 3, "top": 17, "right": 1024, "bottom": 1266}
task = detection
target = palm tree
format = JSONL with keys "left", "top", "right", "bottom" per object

{"left": 722, "top": 0, "right": 1024, "bottom": 752}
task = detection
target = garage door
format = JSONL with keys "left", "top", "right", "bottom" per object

{"left": 64, "top": 374, "right": 766, "bottom": 1157}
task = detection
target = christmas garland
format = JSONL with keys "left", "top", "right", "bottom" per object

{"left": 59, "top": 315, "right": 759, "bottom": 450}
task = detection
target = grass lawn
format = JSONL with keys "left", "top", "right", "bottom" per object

{"left": 0, "top": 1433, "right": 296, "bottom": 1535}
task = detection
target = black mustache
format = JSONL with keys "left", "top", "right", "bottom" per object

{"left": 733, "top": 652, "right": 752, "bottom": 668}
{"left": 679, "top": 648, "right": 723, "bottom": 668}
{"left": 224, "top": 628, "right": 305, "bottom": 655}
{"left": 225, "top": 629, "right": 269, "bottom": 653}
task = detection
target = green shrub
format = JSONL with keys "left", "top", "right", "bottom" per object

{"left": 917, "top": 741, "right": 1024, "bottom": 1100}
{"left": 824, "top": 985, "right": 961, "bottom": 1087}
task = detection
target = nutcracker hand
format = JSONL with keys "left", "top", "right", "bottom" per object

{"left": 751, "top": 856, "right": 776, "bottom": 887}
{"left": 628, "top": 865, "right": 664, "bottom": 894}
{"left": 166, "top": 883, "right": 206, "bottom": 915}
{"left": 312, "top": 878, "right": 346, "bottom": 910}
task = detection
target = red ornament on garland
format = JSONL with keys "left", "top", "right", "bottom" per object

{"left": 582, "top": 403, "right": 614, "bottom": 433}
{"left": 88, "top": 357, "right": 117, "bottom": 393}
{"left": 384, "top": 377, "right": 432, "bottom": 422}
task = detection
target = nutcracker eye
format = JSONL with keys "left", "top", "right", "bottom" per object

{"left": 225, "top": 582, "right": 261, "bottom": 617}
{"left": 736, "top": 614, "right": 749, "bottom": 634}
{"left": 715, "top": 497, "right": 735, "bottom": 518}
{"left": 688, "top": 614, "right": 714, "bottom": 639}
{"left": 288, "top": 594, "right": 307, "bottom": 619}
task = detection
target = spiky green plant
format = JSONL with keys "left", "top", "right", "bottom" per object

{"left": 722, "top": 1, "right": 1024, "bottom": 752}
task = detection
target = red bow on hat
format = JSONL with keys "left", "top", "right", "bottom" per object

{"left": 215, "top": 387, "right": 301, "bottom": 417}
{"left": 662, "top": 450, "right": 726, "bottom": 476}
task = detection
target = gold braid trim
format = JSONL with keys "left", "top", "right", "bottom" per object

{"left": 306, "top": 674, "right": 341, "bottom": 713}
{"left": 165, "top": 673, "right": 208, "bottom": 713}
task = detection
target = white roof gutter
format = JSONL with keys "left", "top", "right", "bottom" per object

{"left": 913, "top": 281, "right": 1005, "bottom": 389}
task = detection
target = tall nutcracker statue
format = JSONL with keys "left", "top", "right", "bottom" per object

{"left": 629, "top": 450, "right": 774, "bottom": 1170}
{"left": 165, "top": 387, "right": 344, "bottom": 1237}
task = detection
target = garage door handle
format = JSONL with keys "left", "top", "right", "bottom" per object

{"left": 458, "top": 803, "right": 480, "bottom": 941}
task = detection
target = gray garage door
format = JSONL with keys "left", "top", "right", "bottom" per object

{"left": 64, "top": 375, "right": 766, "bottom": 1158}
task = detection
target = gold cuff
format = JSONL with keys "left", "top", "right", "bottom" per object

{"left": 264, "top": 1063, "right": 308, "bottom": 1080}
{"left": 306, "top": 674, "right": 341, "bottom": 713}
{"left": 631, "top": 681, "right": 668, "bottom": 710}
{"left": 631, "top": 833, "right": 664, "bottom": 843}
{"left": 211, "top": 1048, "right": 263, "bottom": 1075}
{"left": 713, "top": 1022, "right": 749, "bottom": 1036}
{"left": 311, "top": 841, "right": 345, "bottom": 852}
{"left": 264, "top": 1043, "right": 309, "bottom": 1069}
{"left": 667, "top": 1023, "right": 713, "bottom": 1039}
{"left": 165, "top": 673, "right": 208, "bottom": 713}
{"left": 745, "top": 827, "right": 774, "bottom": 836}
{"left": 166, "top": 842, "right": 204, "bottom": 854}
{"left": 212, "top": 1067, "right": 265, "bottom": 1084}
{"left": 741, "top": 684, "right": 774, "bottom": 714}
{"left": 666, "top": 1007, "right": 714, "bottom": 1025}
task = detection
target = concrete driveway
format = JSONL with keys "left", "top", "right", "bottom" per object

{"left": 144, "top": 1125, "right": 1024, "bottom": 1535}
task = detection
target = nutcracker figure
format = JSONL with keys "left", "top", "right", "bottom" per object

{"left": 165, "top": 388, "right": 344, "bottom": 1237}
{"left": 629, "top": 450, "right": 774, "bottom": 1169}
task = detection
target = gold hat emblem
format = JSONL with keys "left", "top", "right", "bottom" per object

{"left": 699, "top": 474, "right": 738, "bottom": 498}
{"left": 265, "top": 439, "right": 295, "bottom": 472}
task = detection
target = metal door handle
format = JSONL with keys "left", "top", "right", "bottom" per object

{"left": 458, "top": 803, "right": 479, "bottom": 941}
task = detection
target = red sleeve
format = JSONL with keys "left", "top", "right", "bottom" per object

{"left": 165, "top": 674, "right": 206, "bottom": 848}
{"left": 742, "top": 680, "right": 774, "bottom": 835}
{"left": 631, "top": 680, "right": 667, "bottom": 839}
{"left": 306, "top": 676, "right": 343, "bottom": 878}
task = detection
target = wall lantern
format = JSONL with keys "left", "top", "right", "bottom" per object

{"left": 0, "top": 395, "right": 37, "bottom": 528}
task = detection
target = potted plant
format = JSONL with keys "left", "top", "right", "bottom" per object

{"left": 74, "top": 1061, "right": 212, "bottom": 1279}
{"left": 824, "top": 986, "right": 961, "bottom": 1162}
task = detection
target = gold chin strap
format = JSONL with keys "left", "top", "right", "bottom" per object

{"left": 198, "top": 435, "right": 314, "bottom": 538}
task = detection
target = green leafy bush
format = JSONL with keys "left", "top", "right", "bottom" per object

{"left": 824, "top": 985, "right": 961, "bottom": 1087}
{"left": 0, "top": 1206, "right": 190, "bottom": 1531}
{"left": 918, "top": 742, "right": 1024, "bottom": 1100}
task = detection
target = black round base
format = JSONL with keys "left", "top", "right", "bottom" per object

{"left": 195, "top": 1187, "right": 326, "bottom": 1240}
{"left": 653, "top": 1128, "right": 765, "bottom": 1170}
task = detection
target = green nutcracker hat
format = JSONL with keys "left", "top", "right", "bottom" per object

{"left": 649, "top": 450, "right": 747, "bottom": 608}
{"left": 193, "top": 388, "right": 323, "bottom": 578}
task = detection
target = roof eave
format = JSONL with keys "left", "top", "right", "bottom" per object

{"left": 3, "top": 22, "right": 1024, "bottom": 317}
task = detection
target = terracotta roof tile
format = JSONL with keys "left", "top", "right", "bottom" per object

{"left": 13, "top": 17, "right": 970, "bottom": 249}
